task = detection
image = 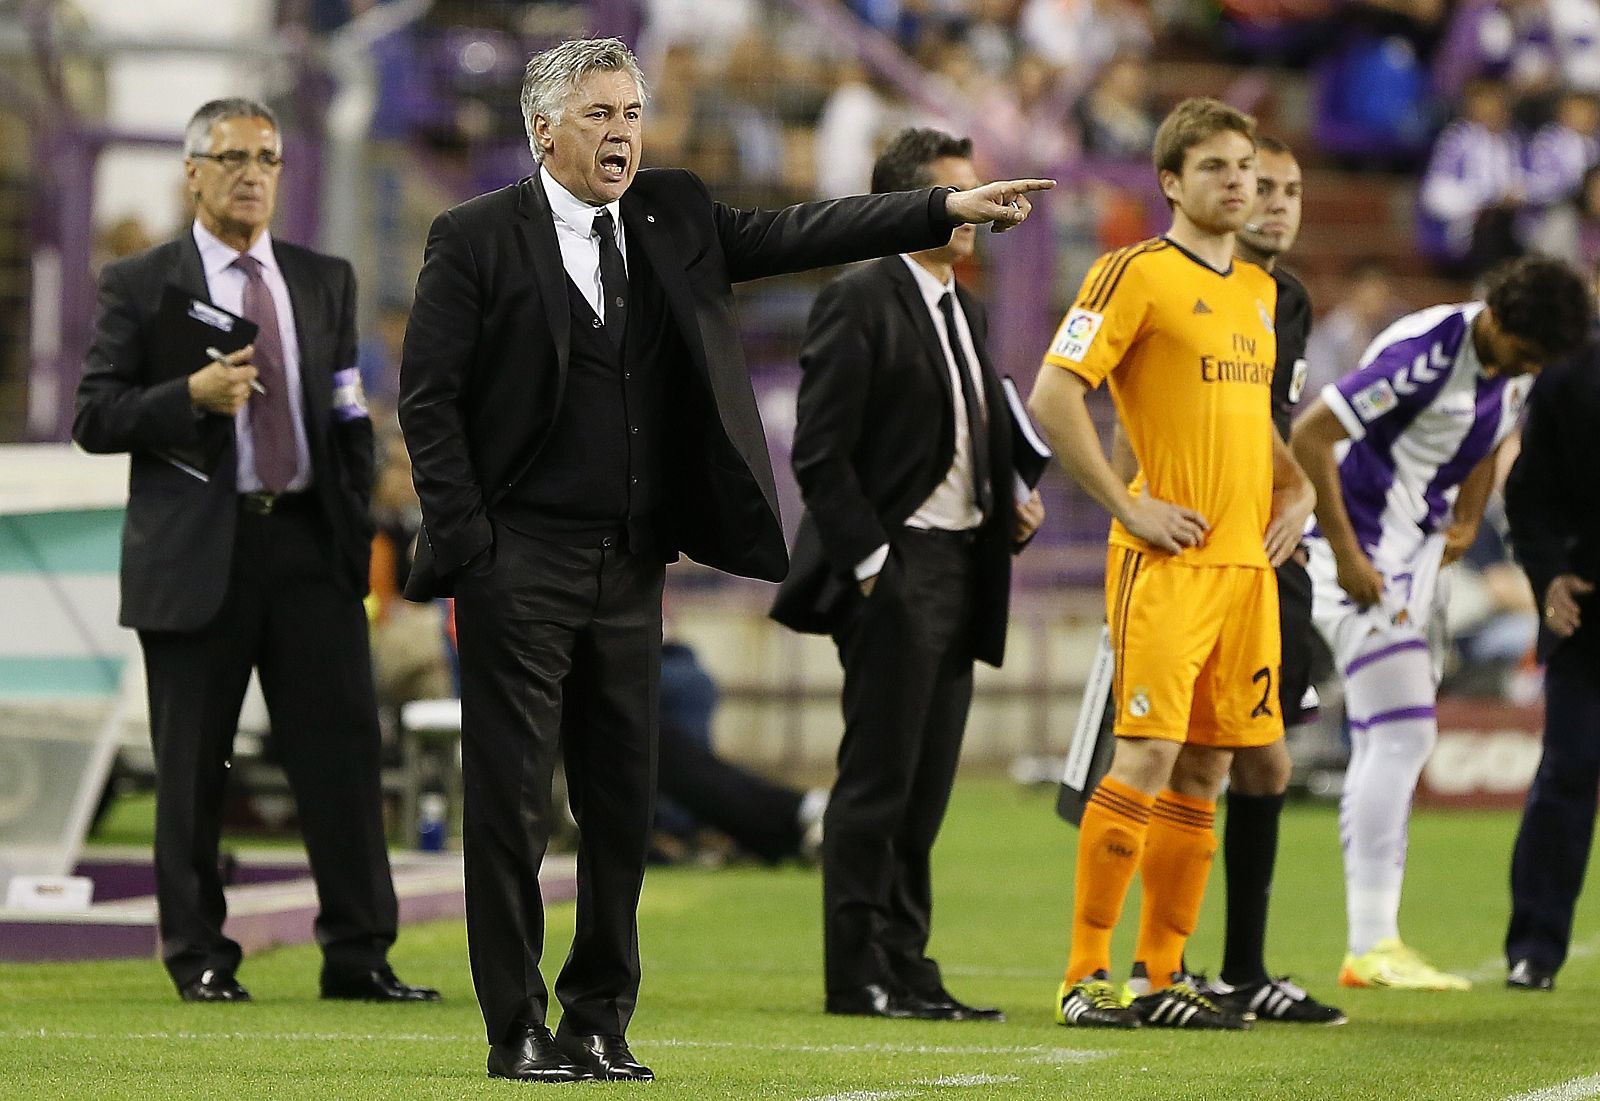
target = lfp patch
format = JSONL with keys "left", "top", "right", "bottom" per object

{"left": 1351, "top": 378, "right": 1398, "bottom": 421}
{"left": 1288, "top": 358, "right": 1308, "bottom": 403}
{"left": 332, "top": 368, "right": 369, "bottom": 422}
{"left": 1049, "top": 308, "right": 1103, "bottom": 363}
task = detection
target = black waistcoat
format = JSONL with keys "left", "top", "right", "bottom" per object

{"left": 495, "top": 241, "right": 677, "bottom": 550}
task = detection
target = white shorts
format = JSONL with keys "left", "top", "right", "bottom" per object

{"left": 1305, "top": 533, "right": 1452, "bottom": 679}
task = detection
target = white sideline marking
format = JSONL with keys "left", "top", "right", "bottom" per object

{"left": 0, "top": 1029, "right": 1107, "bottom": 1065}
{"left": 802, "top": 1073, "right": 1023, "bottom": 1101}
{"left": 1498, "top": 1074, "right": 1600, "bottom": 1101}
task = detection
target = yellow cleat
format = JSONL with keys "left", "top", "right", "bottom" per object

{"left": 1056, "top": 973, "right": 1141, "bottom": 1028}
{"left": 1338, "top": 938, "right": 1472, "bottom": 991}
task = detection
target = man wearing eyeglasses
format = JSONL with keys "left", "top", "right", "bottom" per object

{"left": 75, "top": 98, "right": 437, "bottom": 1006}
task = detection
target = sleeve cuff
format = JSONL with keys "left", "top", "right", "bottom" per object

{"left": 854, "top": 543, "right": 890, "bottom": 581}
{"left": 1320, "top": 383, "right": 1366, "bottom": 442}
{"left": 1043, "top": 358, "right": 1099, "bottom": 390}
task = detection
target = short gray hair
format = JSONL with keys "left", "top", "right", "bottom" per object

{"left": 183, "top": 98, "right": 279, "bottom": 158}
{"left": 520, "top": 38, "right": 649, "bottom": 162}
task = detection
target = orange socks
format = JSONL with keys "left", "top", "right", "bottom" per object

{"left": 1065, "top": 777, "right": 1154, "bottom": 982}
{"left": 1134, "top": 789, "right": 1218, "bottom": 989}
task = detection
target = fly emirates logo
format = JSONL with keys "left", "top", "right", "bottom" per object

{"left": 1199, "top": 332, "right": 1273, "bottom": 385}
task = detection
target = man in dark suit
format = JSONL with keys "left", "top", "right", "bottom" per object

{"left": 74, "top": 98, "right": 436, "bottom": 1006}
{"left": 397, "top": 38, "right": 1050, "bottom": 1083}
{"left": 770, "top": 129, "right": 1044, "bottom": 1022}
{"left": 1503, "top": 325, "right": 1600, "bottom": 993}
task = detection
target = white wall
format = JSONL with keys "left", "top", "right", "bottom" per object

{"left": 75, "top": 0, "right": 277, "bottom": 234}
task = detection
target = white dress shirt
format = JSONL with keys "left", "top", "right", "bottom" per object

{"left": 854, "top": 256, "right": 989, "bottom": 581}
{"left": 542, "top": 164, "right": 628, "bottom": 315}
{"left": 192, "top": 221, "right": 311, "bottom": 493}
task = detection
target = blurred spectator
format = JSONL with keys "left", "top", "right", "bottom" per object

{"left": 1434, "top": 0, "right": 1555, "bottom": 102}
{"left": 1348, "top": 0, "right": 1449, "bottom": 48}
{"left": 93, "top": 216, "right": 154, "bottom": 273}
{"left": 1547, "top": 0, "right": 1600, "bottom": 93}
{"left": 1528, "top": 162, "right": 1600, "bottom": 268}
{"left": 639, "top": 0, "right": 757, "bottom": 74}
{"left": 368, "top": 433, "right": 453, "bottom": 708}
{"left": 1217, "top": 0, "right": 1338, "bottom": 62}
{"left": 1417, "top": 78, "right": 1525, "bottom": 276}
{"left": 967, "top": 0, "right": 1028, "bottom": 74}
{"left": 724, "top": 32, "right": 791, "bottom": 191}
{"left": 284, "top": 0, "right": 385, "bottom": 34}
{"left": 1443, "top": 509, "right": 1540, "bottom": 697}
{"left": 814, "top": 59, "right": 900, "bottom": 198}
{"left": 1019, "top": 0, "right": 1151, "bottom": 79}
{"left": 1312, "top": 29, "right": 1434, "bottom": 164}
{"left": 1303, "top": 259, "right": 1400, "bottom": 399}
{"left": 642, "top": 44, "right": 700, "bottom": 169}
{"left": 981, "top": 51, "right": 1076, "bottom": 171}
{"left": 1524, "top": 90, "right": 1600, "bottom": 207}
{"left": 1074, "top": 51, "right": 1155, "bottom": 160}
{"left": 843, "top": 0, "right": 933, "bottom": 48}
{"left": 354, "top": 300, "right": 409, "bottom": 417}
{"left": 653, "top": 640, "right": 827, "bottom": 865}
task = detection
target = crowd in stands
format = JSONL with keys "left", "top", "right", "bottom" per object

{"left": 249, "top": 0, "right": 1572, "bottom": 716}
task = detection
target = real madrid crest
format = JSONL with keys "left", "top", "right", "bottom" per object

{"left": 1129, "top": 688, "right": 1152, "bottom": 719}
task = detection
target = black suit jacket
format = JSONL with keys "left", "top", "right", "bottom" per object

{"left": 769, "top": 256, "right": 1017, "bottom": 667}
{"left": 73, "top": 233, "right": 375, "bottom": 632}
{"left": 397, "top": 169, "right": 955, "bottom": 599}
{"left": 1506, "top": 339, "right": 1600, "bottom": 663}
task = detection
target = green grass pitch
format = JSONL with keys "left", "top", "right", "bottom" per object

{"left": 2, "top": 779, "right": 1596, "bottom": 1100}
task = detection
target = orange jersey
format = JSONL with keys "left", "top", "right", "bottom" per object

{"left": 1044, "top": 237, "right": 1278, "bottom": 567}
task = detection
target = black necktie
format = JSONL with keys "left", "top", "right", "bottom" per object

{"left": 939, "top": 291, "right": 992, "bottom": 518}
{"left": 593, "top": 209, "right": 627, "bottom": 349}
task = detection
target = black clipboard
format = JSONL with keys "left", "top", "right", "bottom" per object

{"left": 1001, "top": 375, "right": 1052, "bottom": 489}
{"left": 151, "top": 285, "right": 258, "bottom": 478}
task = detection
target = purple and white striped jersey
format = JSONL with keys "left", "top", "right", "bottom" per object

{"left": 1313, "top": 302, "right": 1532, "bottom": 573}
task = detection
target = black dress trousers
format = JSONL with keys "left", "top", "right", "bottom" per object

{"left": 1506, "top": 643, "right": 1600, "bottom": 972}
{"left": 822, "top": 526, "right": 977, "bottom": 998}
{"left": 138, "top": 499, "right": 397, "bottom": 988}
{"left": 452, "top": 523, "right": 664, "bottom": 1045}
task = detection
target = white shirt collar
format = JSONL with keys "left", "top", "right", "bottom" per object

{"left": 900, "top": 253, "right": 957, "bottom": 311}
{"left": 541, "top": 164, "right": 623, "bottom": 237}
{"left": 192, "top": 219, "right": 277, "bottom": 280}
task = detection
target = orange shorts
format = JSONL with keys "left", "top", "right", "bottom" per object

{"left": 1104, "top": 547, "right": 1284, "bottom": 748}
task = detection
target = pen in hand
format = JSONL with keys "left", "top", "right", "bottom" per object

{"left": 206, "top": 346, "right": 266, "bottom": 395}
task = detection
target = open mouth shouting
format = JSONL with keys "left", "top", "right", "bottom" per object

{"left": 599, "top": 148, "right": 630, "bottom": 185}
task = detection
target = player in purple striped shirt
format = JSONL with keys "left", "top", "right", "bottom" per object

{"left": 1291, "top": 256, "right": 1591, "bottom": 991}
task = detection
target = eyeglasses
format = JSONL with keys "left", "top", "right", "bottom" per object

{"left": 191, "top": 150, "right": 284, "bottom": 172}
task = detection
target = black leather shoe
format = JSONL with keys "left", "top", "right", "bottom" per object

{"left": 1507, "top": 959, "right": 1556, "bottom": 991}
{"left": 557, "top": 1032, "right": 654, "bottom": 1081}
{"left": 824, "top": 982, "right": 952, "bottom": 1020}
{"left": 179, "top": 969, "right": 251, "bottom": 1003}
{"left": 320, "top": 966, "right": 441, "bottom": 1002}
{"left": 488, "top": 1025, "right": 591, "bottom": 1082}
{"left": 920, "top": 986, "right": 1006, "bottom": 1022}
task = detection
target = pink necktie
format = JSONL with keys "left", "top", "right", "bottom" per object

{"left": 232, "top": 254, "right": 296, "bottom": 493}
